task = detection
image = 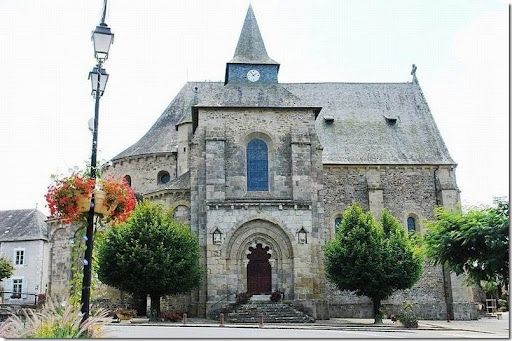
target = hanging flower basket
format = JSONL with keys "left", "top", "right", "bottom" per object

{"left": 76, "top": 189, "right": 116, "bottom": 216}
{"left": 45, "top": 173, "right": 136, "bottom": 225}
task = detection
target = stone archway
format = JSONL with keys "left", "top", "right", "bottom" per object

{"left": 223, "top": 219, "right": 294, "bottom": 299}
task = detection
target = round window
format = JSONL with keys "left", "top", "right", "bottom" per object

{"left": 158, "top": 171, "right": 170, "bottom": 184}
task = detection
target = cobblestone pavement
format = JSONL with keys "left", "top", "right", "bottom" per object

{"left": 103, "top": 313, "right": 510, "bottom": 339}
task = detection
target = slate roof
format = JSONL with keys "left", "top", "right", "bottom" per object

{"left": 194, "top": 83, "right": 318, "bottom": 109}
{"left": 286, "top": 82, "right": 455, "bottom": 165}
{"left": 144, "top": 171, "right": 191, "bottom": 196}
{"left": 113, "top": 81, "right": 454, "bottom": 165}
{"left": 229, "top": 5, "right": 278, "bottom": 65}
{"left": 0, "top": 209, "right": 49, "bottom": 242}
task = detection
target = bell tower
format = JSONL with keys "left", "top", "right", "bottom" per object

{"left": 225, "top": 5, "right": 280, "bottom": 85}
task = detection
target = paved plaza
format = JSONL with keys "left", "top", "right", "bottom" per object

{"left": 103, "top": 313, "right": 510, "bottom": 339}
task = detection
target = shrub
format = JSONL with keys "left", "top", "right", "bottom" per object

{"left": 161, "top": 311, "right": 183, "bottom": 322}
{"left": 270, "top": 291, "right": 282, "bottom": 302}
{"left": 397, "top": 302, "right": 418, "bottom": 329}
{"left": 498, "top": 299, "right": 508, "bottom": 311}
{"left": 113, "top": 308, "right": 137, "bottom": 320}
{"left": 0, "top": 300, "right": 108, "bottom": 338}
{"left": 236, "top": 292, "right": 251, "bottom": 304}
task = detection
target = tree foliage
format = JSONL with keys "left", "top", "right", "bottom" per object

{"left": 424, "top": 201, "right": 509, "bottom": 287}
{"left": 96, "top": 201, "right": 202, "bottom": 318}
{"left": 0, "top": 257, "right": 13, "bottom": 281}
{"left": 324, "top": 204, "right": 422, "bottom": 323}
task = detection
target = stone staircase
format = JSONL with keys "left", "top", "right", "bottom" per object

{"left": 226, "top": 300, "right": 314, "bottom": 323}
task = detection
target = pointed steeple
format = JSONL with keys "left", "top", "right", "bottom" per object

{"left": 230, "top": 5, "right": 278, "bottom": 64}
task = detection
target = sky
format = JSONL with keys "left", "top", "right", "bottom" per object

{"left": 0, "top": 0, "right": 508, "bottom": 215}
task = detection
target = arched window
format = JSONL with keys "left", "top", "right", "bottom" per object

{"left": 334, "top": 217, "right": 342, "bottom": 233}
{"left": 123, "top": 175, "right": 131, "bottom": 187}
{"left": 247, "top": 138, "right": 268, "bottom": 191}
{"left": 173, "top": 205, "right": 191, "bottom": 225}
{"left": 157, "top": 171, "right": 170, "bottom": 184}
{"left": 407, "top": 216, "right": 417, "bottom": 233}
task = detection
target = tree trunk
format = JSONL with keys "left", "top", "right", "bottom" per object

{"left": 373, "top": 298, "right": 383, "bottom": 325}
{"left": 132, "top": 293, "right": 147, "bottom": 317}
{"left": 149, "top": 293, "right": 161, "bottom": 321}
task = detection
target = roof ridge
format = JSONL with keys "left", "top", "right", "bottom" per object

{"left": 282, "top": 81, "right": 413, "bottom": 85}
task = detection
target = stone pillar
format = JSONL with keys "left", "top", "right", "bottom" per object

{"left": 205, "top": 127, "right": 226, "bottom": 201}
{"left": 205, "top": 226, "right": 226, "bottom": 315}
{"left": 177, "top": 122, "right": 192, "bottom": 177}
{"left": 366, "top": 169, "right": 383, "bottom": 218}
{"left": 291, "top": 128, "right": 311, "bottom": 201}
{"left": 436, "top": 166, "right": 477, "bottom": 320}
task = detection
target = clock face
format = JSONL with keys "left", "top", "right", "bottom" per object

{"left": 247, "top": 69, "right": 260, "bottom": 82}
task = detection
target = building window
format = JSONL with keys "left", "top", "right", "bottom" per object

{"left": 407, "top": 216, "right": 417, "bottom": 233}
{"left": 157, "top": 171, "right": 171, "bottom": 184}
{"left": 247, "top": 138, "right": 268, "bottom": 191}
{"left": 124, "top": 175, "right": 131, "bottom": 187}
{"left": 14, "top": 249, "right": 24, "bottom": 266}
{"left": 12, "top": 279, "right": 22, "bottom": 297}
{"left": 334, "top": 217, "right": 342, "bottom": 233}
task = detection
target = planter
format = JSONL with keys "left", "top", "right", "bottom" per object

{"left": 94, "top": 189, "right": 114, "bottom": 216}
{"left": 77, "top": 190, "right": 115, "bottom": 217}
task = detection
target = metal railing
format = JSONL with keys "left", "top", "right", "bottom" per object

{"left": 208, "top": 291, "right": 236, "bottom": 320}
{"left": 0, "top": 291, "right": 43, "bottom": 306}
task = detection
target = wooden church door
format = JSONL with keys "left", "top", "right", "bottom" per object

{"left": 247, "top": 244, "right": 271, "bottom": 294}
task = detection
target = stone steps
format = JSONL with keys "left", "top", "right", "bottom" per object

{"left": 225, "top": 301, "right": 314, "bottom": 323}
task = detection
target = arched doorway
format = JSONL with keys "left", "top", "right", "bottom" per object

{"left": 223, "top": 219, "right": 294, "bottom": 298}
{"left": 247, "top": 244, "right": 271, "bottom": 294}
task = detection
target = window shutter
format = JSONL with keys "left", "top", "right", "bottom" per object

{"left": 3, "top": 279, "right": 11, "bottom": 300}
{"left": 22, "top": 279, "right": 27, "bottom": 299}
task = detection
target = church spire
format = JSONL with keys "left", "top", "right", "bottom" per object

{"left": 230, "top": 5, "right": 278, "bottom": 64}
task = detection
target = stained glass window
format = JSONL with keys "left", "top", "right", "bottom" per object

{"left": 247, "top": 139, "right": 268, "bottom": 191}
{"left": 407, "top": 216, "right": 416, "bottom": 233}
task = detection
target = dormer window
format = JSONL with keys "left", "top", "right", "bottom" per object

{"left": 323, "top": 115, "right": 334, "bottom": 124}
{"left": 384, "top": 115, "right": 398, "bottom": 125}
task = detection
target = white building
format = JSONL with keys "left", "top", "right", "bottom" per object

{"left": 0, "top": 209, "right": 50, "bottom": 305}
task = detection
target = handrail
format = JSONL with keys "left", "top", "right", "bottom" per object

{"left": 208, "top": 291, "right": 236, "bottom": 319}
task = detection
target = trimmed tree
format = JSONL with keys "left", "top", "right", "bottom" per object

{"left": 324, "top": 204, "right": 422, "bottom": 324}
{"left": 0, "top": 257, "right": 13, "bottom": 281}
{"left": 96, "top": 201, "right": 202, "bottom": 319}
{"left": 424, "top": 201, "right": 509, "bottom": 289}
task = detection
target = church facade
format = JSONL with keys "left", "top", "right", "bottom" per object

{"left": 99, "top": 6, "right": 476, "bottom": 320}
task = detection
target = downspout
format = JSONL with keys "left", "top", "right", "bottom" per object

{"left": 434, "top": 166, "right": 454, "bottom": 322}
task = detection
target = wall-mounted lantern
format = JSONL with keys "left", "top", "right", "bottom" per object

{"left": 212, "top": 228, "right": 222, "bottom": 245}
{"left": 297, "top": 227, "right": 308, "bottom": 244}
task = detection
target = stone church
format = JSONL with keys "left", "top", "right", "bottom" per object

{"left": 49, "top": 6, "right": 476, "bottom": 320}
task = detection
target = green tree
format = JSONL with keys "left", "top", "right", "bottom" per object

{"left": 424, "top": 201, "right": 509, "bottom": 289}
{"left": 0, "top": 257, "right": 13, "bottom": 281}
{"left": 96, "top": 201, "right": 202, "bottom": 319}
{"left": 324, "top": 204, "right": 423, "bottom": 324}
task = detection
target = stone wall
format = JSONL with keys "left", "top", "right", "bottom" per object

{"left": 190, "top": 106, "right": 328, "bottom": 319}
{"left": 47, "top": 221, "right": 75, "bottom": 303}
{"left": 321, "top": 165, "right": 474, "bottom": 320}
{"left": 103, "top": 153, "right": 177, "bottom": 195}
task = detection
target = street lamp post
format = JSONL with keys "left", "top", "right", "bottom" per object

{"left": 81, "top": 0, "right": 113, "bottom": 323}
